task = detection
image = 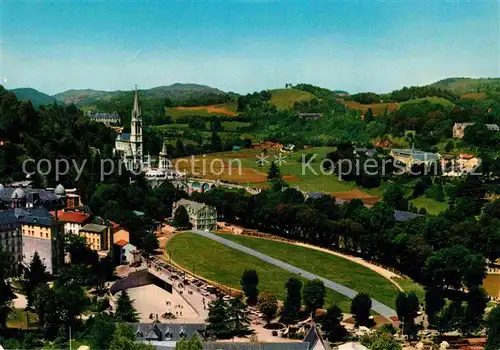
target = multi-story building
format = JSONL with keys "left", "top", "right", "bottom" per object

{"left": 79, "top": 223, "right": 111, "bottom": 251}
{"left": 390, "top": 148, "right": 442, "bottom": 169}
{"left": 173, "top": 199, "right": 217, "bottom": 231}
{"left": 86, "top": 111, "right": 120, "bottom": 126}
{"left": 19, "top": 207, "right": 65, "bottom": 275}
{"left": 51, "top": 209, "right": 91, "bottom": 235}
{"left": 0, "top": 210, "right": 22, "bottom": 275}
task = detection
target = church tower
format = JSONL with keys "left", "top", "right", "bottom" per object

{"left": 158, "top": 141, "right": 171, "bottom": 171}
{"left": 130, "top": 85, "right": 143, "bottom": 166}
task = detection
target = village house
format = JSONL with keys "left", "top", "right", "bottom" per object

{"left": 116, "top": 240, "right": 141, "bottom": 265}
{"left": 457, "top": 153, "right": 481, "bottom": 170}
{"left": 442, "top": 153, "right": 481, "bottom": 177}
{"left": 173, "top": 199, "right": 217, "bottom": 231}
{"left": 453, "top": 122, "right": 500, "bottom": 138}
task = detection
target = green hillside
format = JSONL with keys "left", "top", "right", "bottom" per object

{"left": 400, "top": 96, "right": 455, "bottom": 109}
{"left": 11, "top": 88, "right": 55, "bottom": 107}
{"left": 269, "top": 88, "right": 315, "bottom": 110}
{"left": 428, "top": 77, "right": 500, "bottom": 94}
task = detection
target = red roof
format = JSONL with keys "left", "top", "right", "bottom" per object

{"left": 115, "top": 239, "right": 128, "bottom": 247}
{"left": 52, "top": 211, "right": 91, "bottom": 224}
{"left": 460, "top": 153, "right": 475, "bottom": 160}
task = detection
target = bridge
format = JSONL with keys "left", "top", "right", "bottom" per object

{"left": 170, "top": 177, "right": 261, "bottom": 195}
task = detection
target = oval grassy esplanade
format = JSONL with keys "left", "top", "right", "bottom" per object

{"left": 166, "top": 231, "right": 398, "bottom": 318}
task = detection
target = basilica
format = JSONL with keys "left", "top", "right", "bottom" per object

{"left": 114, "top": 86, "right": 182, "bottom": 185}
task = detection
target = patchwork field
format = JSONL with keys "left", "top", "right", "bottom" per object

{"left": 165, "top": 232, "right": 354, "bottom": 311}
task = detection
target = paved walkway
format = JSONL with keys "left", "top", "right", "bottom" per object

{"left": 192, "top": 230, "right": 397, "bottom": 319}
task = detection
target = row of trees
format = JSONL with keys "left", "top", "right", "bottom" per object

{"left": 237, "top": 269, "right": 372, "bottom": 342}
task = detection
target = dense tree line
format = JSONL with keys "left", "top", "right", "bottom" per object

{"left": 348, "top": 92, "right": 381, "bottom": 104}
{"left": 237, "top": 90, "right": 272, "bottom": 111}
{"left": 388, "top": 86, "right": 458, "bottom": 103}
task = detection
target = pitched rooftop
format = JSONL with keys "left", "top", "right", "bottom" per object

{"left": 80, "top": 223, "right": 107, "bottom": 233}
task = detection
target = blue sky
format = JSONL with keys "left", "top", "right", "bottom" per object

{"left": 2, "top": 1, "right": 499, "bottom": 95}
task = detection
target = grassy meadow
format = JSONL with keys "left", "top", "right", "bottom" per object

{"left": 269, "top": 89, "right": 315, "bottom": 110}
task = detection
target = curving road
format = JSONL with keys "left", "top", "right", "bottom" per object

{"left": 192, "top": 230, "right": 397, "bottom": 319}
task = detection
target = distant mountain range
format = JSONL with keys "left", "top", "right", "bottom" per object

{"left": 11, "top": 83, "right": 229, "bottom": 108}
{"left": 9, "top": 77, "right": 500, "bottom": 108}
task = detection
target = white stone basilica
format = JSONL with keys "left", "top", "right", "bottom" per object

{"left": 114, "top": 86, "right": 182, "bottom": 184}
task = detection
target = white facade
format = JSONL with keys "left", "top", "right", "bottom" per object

{"left": 114, "top": 86, "right": 144, "bottom": 171}
{"left": 173, "top": 199, "right": 217, "bottom": 231}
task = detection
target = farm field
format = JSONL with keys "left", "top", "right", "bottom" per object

{"left": 165, "top": 232, "right": 354, "bottom": 311}
{"left": 461, "top": 92, "right": 487, "bottom": 100}
{"left": 341, "top": 100, "right": 399, "bottom": 115}
{"left": 269, "top": 88, "right": 315, "bottom": 110}
{"left": 219, "top": 234, "right": 400, "bottom": 309}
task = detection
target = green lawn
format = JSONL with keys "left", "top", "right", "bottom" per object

{"left": 410, "top": 196, "right": 448, "bottom": 215}
{"left": 394, "top": 278, "right": 425, "bottom": 302}
{"left": 166, "top": 233, "right": 354, "bottom": 311}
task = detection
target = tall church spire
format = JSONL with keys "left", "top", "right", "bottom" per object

{"left": 132, "top": 84, "right": 141, "bottom": 120}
